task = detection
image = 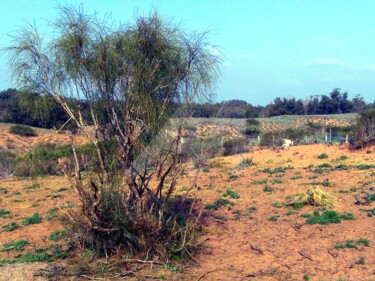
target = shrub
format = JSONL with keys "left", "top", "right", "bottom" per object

{"left": 317, "top": 153, "right": 329, "bottom": 159}
{"left": 352, "top": 108, "right": 375, "bottom": 149}
{"left": 223, "top": 137, "right": 247, "bottom": 156}
{"left": 9, "top": 124, "right": 37, "bottom": 136}
{"left": 305, "top": 210, "right": 355, "bottom": 225}
{"left": 22, "top": 213, "right": 42, "bottom": 226}
{"left": 242, "top": 125, "right": 262, "bottom": 138}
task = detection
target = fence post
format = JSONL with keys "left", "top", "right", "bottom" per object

{"left": 346, "top": 135, "right": 348, "bottom": 144}
{"left": 325, "top": 135, "right": 328, "bottom": 142}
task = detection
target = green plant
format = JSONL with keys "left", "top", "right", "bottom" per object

{"left": 228, "top": 175, "right": 239, "bottom": 181}
{"left": 357, "top": 238, "right": 370, "bottom": 246}
{"left": 355, "top": 257, "right": 365, "bottom": 265}
{"left": 263, "top": 186, "right": 275, "bottom": 192}
{"left": 303, "top": 273, "right": 310, "bottom": 281}
{"left": 285, "top": 210, "right": 298, "bottom": 215}
{"left": 223, "top": 137, "right": 247, "bottom": 156}
{"left": 317, "top": 153, "right": 329, "bottom": 159}
{"left": 305, "top": 210, "right": 355, "bottom": 225}
{"left": 9, "top": 124, "right": 37, "bottom": 136}
{"left": 1, "top": 240, "right": 28, "bottom": 252}
{"left": 356, "top": 164, "right": 375, "bottom": 170}
{"left": 0, "top": 209, "right": 11, "bottom": 218}
{"left": 268, "top": 215, "right": 279, "bottom": 221}
{"left": 205, "top": 198, "right": 234, "bottom": 210}
{"left": 22, "top": 213, "right": 42, "bottom": 226}
{"left": 365, "top": 193, "right": 375, "bottom": 203}
{"left": 271, "top": 179, "right": 283, "bottom": 184}
{"left": 49, "top": 230, "right": 67, "bottom": 242}
{"left": 223, "top": 189, "right": 240, "bottom": 199}
{"left": 16, "top": 252, "right": 52, "bottom": 263}
{"left": 2, "top": 222, "right": 20, "bottom": 232}
{"left": 250, "top": 179, "right": 267, "bottom": 185}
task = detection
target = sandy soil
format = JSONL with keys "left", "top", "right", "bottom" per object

{"left": 1, "top": 143, "right": 375, "bottom": 281}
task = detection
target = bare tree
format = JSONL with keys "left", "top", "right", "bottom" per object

{"left": 6, "top": 6, "right": 220, "bottom": 258}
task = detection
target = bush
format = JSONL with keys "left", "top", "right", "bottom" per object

{"left": 260, "top": 128, "right": 313, "bottom": 147}
{"left": 9, "top": 124, "right": 37, "bottom": 136}
{"left": 223, "top": 137, "right": 247, "bottom": 156}
{"left": 242, "top": 125, "right": 262, "bottom": 138}
{"left": 352, "top": 108, "right": 375, "bottom": 149}
{"left": 68, "top": 188, "right": 201, "bottom": 259}
{"left": 246, "top": 118, "right": 260, "bottom": 126}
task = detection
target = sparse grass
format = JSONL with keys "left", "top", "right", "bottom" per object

{"left": 16, "top": 252, "right": 52, "bottom": 263}
{"left": 223, "top": 189, "right": 240, "bottom": 199}
{"left": 56, "top": 187, "right": 69, "bottom": 192}
{"left": 228, "top": 174, "right": 238, "bottom": 181}
{"left": 286, "top": 210, "right": 298, "bottom": 215}
{"left": 49, "top": 230, "right": 67, "bottom": 242}
{"left": 2, "top": 222, "right": 20, "bottom": 232}
{"left": 1, "top": 240, "right": 28, "bottom": 252}
{"left": 213, "top": 215, "right": 227, "bottom": 221}
{"left": 204, "top": 198, "right": 234, "bottom": 210}
{"left": 356, "top": 164, "right": 375, "bottom": 170}
{"left": 250, "top": 179, "right": 268, "bottom": 185}
{"left": 361, "top": 208, "right": 375, "bottom": 217}
{"left": 22, "top": 213, "right": 42, "bottom": 226}
{"left": 305, "top": 210, "right": 355, "bottom": 225}
{"left": 0, "top": 209, "right": 11, "bottom": 218}
{"left": 271, "top": 179, "right": 283, "bottom": 184}
{"left": 268, "top": 215, "right": 279, "bottom": 221}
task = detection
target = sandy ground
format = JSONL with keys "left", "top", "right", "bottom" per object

{"left": 0, "top": 144, "right": 375, "bottom": 280}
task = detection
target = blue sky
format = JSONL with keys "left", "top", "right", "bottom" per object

{"left": 1, "top": 0, "right": 375, "bottom": 105}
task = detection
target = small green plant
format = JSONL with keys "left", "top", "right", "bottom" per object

{"left": 48, "top": 230, "right": 67, "bottom": 242}
{"left": 2, "top": 222, "right": 20, "bottom": 232}
{"left": 0, "top": 209, "right": 11, "bottom": 218}
{"left": 163, "top": 262, "right": 183, "bottom": 274}
{"left": 361, "top": 208, "right": 375, "bottom": 217}
{"left": 317, "top": 153, "right": 329, "bottom": 159}
{"left": 56, "top": 187, "right": 69, "bottom": 192}
{"left": 303, "top": 273, "right": 310, "bottom": 281}
{"left": 356, "top": 164, "right": 375, "bottom": 170}
{"left": 286, "top": 210, "right": 298, "bottom": 215}
{"left": 271, "top": 179, "right": 283, "bottom": 184}
{"left": 240, "top": 157, "right": 255, "bottom": 167}
{"left": 16, "top": 252, "right": 52, "bottom": 263}
{"left": 365, "top": 193, "right": 375, "bottom": 203}
{"left": 0, "top": 187, "right": 8, "bottom": 194}
{"left": 250, "top": 179, "right": 267, "bottom": 185}
{"left": 263, "top": 186, "right": 275, "bottom": 192}
{"left": 357, "top": 238, "right": 370, "bottom": 247}
{"left": 204, "top": 198, "right": 234, "bottom": 210}
{"left": 223, "top": 189, "right": 240, "bottom": 199}
{"left": 1, "top": 240, "right": 28, "bottom": 252}
{"left": 305, "top": 210, "right": 355, "bottom": 225}
{"left": 334, "top": 240, "right": 358, "bottom": 249}
{"left": 22, "top": 213, "right": 42, "bottom": 226}
{"left": 213, "top": 215, "right": 227, "bottom": 221}
{"left": 9, "top": 124, "right": 37, "bottom": 136}
{"left": 355, "top": 257, "right": 365, "bottom": 265}
{"left": 228, "top": 174, "right": 238, "bottom": 181}
{"left": 268, "top": 215, "right": 279, "bottom": 221}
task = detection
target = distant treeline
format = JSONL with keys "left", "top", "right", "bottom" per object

{"left": 189, "top": 89, "right": 374, "bottom": 118}
{"left": 1, "top": 88, "right": 374, "bottom": 128}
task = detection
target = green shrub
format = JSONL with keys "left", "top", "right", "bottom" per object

{"left": 242, "top": 125, "right": 262, "bottom": 138}
{"left": 305, "top": 210, "right": 355, "bottom": 225}
{"left": 9, "top": 124, "right": 37, "bottom": 136}
{"left": 352, "top": 108, "right": 375, "bottom": 149}
{"left": 223, "top": 137, "right": 247, "bottom": 156}
{"left": 2, "top": 222, "right": 20, "bottom": 232}
{"left": 317, "top": 153, "right": 329, "bottom": 159}
{"left": 48, "top": 230, "right": 67, "bottom": 242}
{"left": 223, "top": 189, "right": 240, "bottom": 199}
{"left": 22, "top": 213, "right": 42, "bottom": 226}
{"left": 1, "top": 240, "right": 28, "bottom": 251}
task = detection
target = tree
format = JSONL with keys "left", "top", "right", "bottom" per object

{"left": 6, "top": 6, "right": 220, "bottom": 258}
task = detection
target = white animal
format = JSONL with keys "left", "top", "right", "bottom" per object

{"left": 283, "top": 139, "right": 294, "bottom": 148}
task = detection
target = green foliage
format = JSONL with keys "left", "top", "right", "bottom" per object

{"left": 303, "top": 274, "right": 310, "bottom": 281}
{"left": 352, "top": 108, "right": 375, "bottom": 149}
{"left": 223, "top": 189, "right": 240, "bottom": 199}
{"left": 0, "top": 209, "right": 11, "bottom": 218}
{"left": 16, "top": 252, "right": 52, "bottom": 263}
{"left": 204, "top": 198, "right": 234, "bottom": 210}
{"left": 356, "top": 164, "right": 375, "bottom": 170}
{"left": 268, "top": 215, "right": 279, "bottom": 221}
{"left": 223, "top": 137, "right": 247, "bottom": 156}
{"left": 305, "top": 210, "right": 355, "bottom": 225}
{"left": 355, "top": 257, "right": 365, "bottom": 265}
{"left": 263, "top": 186, "right": 275, "bottom": 192}
{"left": 2, "top": 222, "right": 20, "bottom": 232}
{"left": 365, "top": 193, "right": 375, "bottom": 203}
{"left": 317, "top": 153, "right": 329, "bottom": 159}
{"left": 22, "top": 213, "right": 42, "bottom": 226}
{"left": 9, "top": 124, "right": 36, "bottom": 136}
{"left": 1, "top": 240, "right": 28, "bottom": 252}
{"left": 49, "top": 230, "right": 67, "bottom": 242}
{"left": 242, "top": 125, "right": 262, "bottom": 138}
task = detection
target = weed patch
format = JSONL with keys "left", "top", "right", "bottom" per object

{"left": 22, "top": 213, "right": 42, "bottom": 226}
{"left": 1, "top": 240, "right": 28, "bottom": 252}
{"left": 305, "top": 210, "right": 355, "bottom": 225}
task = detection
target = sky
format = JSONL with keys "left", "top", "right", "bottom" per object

{"left": 1, "top": 0, "right": 375, "bottom": 105}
